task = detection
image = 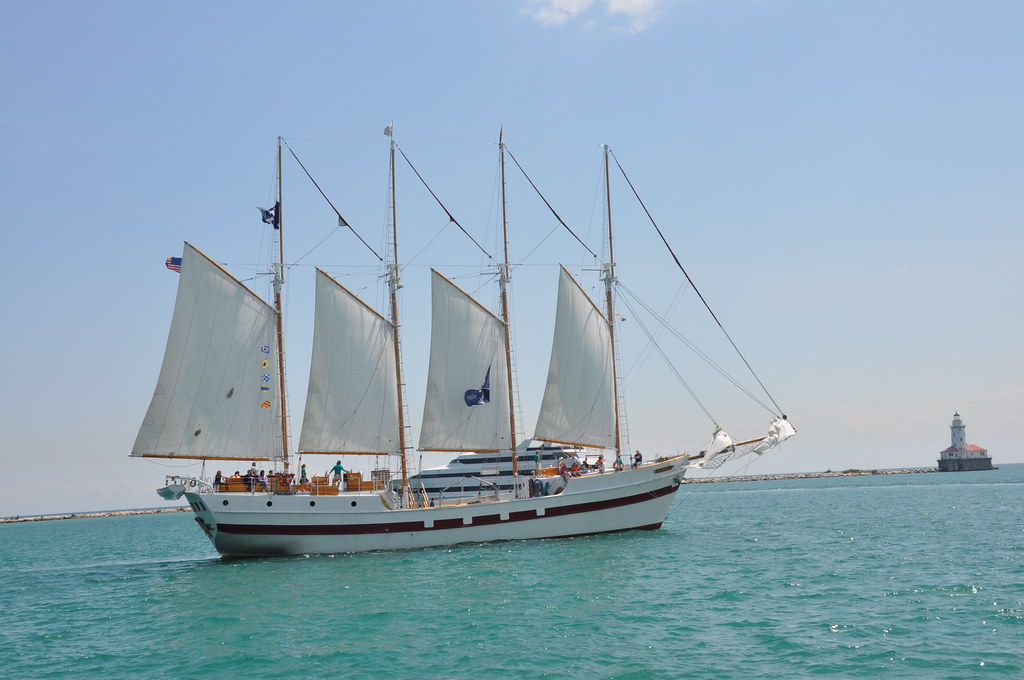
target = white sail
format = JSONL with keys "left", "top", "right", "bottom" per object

{"left": 534, "top": 266, "right": 617, "bottom": 449}
{"left": 700, "top": 428, "right": 735, "bottom": 468}
{"left": 298, "top": 269, "right": 400, "bottom": 455}
{"left": 752, "top": 417, "right": 797, "bottom": 455}
{"left": 418, "top": 270, "right": 512, "bottom": 453}
{"left": 132, "top": 242, "right": 281, "bottom": 460}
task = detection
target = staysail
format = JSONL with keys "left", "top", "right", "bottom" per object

{"left": 298, "top": 269, "right": 400, "bottom": 455}
{"left": 534, "top": 266, "right": 617, "bottom": 449}
{"left": 132, "top": 242, "right": 281, "bottom": 461}
{"left": 418, "top": 270, "right": 512, "bottom": 453}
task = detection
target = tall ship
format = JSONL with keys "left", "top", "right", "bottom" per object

{"left": 132, "top": 129, "right": 795, "bottom": 557}
{"left": 938, "top": 412, "right": 994, "bottom": 471}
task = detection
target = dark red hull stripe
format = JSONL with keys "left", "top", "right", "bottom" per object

{"left": 216, "top": 481, "right": 680, "bottom": 536}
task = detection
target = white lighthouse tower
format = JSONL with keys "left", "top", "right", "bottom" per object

{"left": 950, "top": 413, "right": 967, "bottom": 450}
{"left": 938, "top": 412, "right": 994, "bottom": 472}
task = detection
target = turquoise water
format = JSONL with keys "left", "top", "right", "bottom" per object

{"left": 2, "top": 466, "right": 1021, "bottom": 679}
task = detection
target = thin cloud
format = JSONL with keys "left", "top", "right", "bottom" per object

{"left": 526, "top": 0, "right": 667, "bottom": 32}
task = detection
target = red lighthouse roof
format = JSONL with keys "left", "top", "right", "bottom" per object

{"left": 940, "top": 444, "right": 987, "bottom": 454}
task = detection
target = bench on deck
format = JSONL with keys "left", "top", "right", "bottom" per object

{"left": 216, "top": 473, "right": 294, "bottom": 493}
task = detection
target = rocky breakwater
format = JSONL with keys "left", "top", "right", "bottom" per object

{"left": 1, "top": 506, "right": 189, "bottom": 524}
{"left": 683, "top": 467, "right": 938, "bottom": 484}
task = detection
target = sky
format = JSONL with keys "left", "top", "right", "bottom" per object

{"left": 2, "top": 0, "right": 1021, "bottom": 517}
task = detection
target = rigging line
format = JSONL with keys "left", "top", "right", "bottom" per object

{"left": 617, "top": 291, "right": 718, "bottom": 427}
{"left": 284, "top": 142, "right": 384, "bottom": 263}
{"left": 504, "top": 147, "right": 598, "bottom": 259}
{"left": 292, "top": 230, "right": 345, "bottom": 269}
{"left": 618, "top": 281, "right": 762, "bottom": 400}
{"left": 618, "top": 282, "right": 776, "bottom": 415}
{"left": 403, "top": 216, "right": 459, "bottom": 268}
{"left": 622, "top": 283, "right": 683, "bottom": 387}
{"left": 395, "top": 144, "right": 493, "bottom": 261}
{"left": 608, "top": 149, "right": 785, "bottom": 416}
{"left": 519, "top": 223, "right": 562, "bottom": 264}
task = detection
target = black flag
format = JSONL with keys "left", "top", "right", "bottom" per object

{"left": 258, "top": 201, "right": 280, "bottom": 229}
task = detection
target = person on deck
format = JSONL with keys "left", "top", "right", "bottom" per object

{"left": 632, "top": 450, "right": 643, "bottom": 469}
{"left": 330, "top": 460, "right": 346, "bottom": 485}
{"left": 596, "top": 455, "right": 605, "bottom": 473}
{"left": 299, "top": 463, "right": 309, "bottom": 484}
{"left": 613, "top": 454, "right": 624, "bottom": 472}
{"left": 257, "top": 470, "right": 268, "bottom": 491}
{"left": 214, "top": 470, "right": 224, "bottom": 488}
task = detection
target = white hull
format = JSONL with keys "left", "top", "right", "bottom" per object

{"left": 183, "top": 457, "right": 687, "bottom": 557}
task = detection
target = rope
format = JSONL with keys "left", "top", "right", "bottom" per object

{"left": 609, "top": 149, "right": 785, "bottom": 417}
{"left": 617, "top": 283, "right": 777, "bottom": 416}
{"left": 395, "top": 144, "right": 493, "bottom": 261}
{"left": 616, "top": 292, "right": 718, "bottom": 427}
{"left": 504, "top": 147, "right": 598, "bottom": 259}
{"left": 284, "top": 142, "right": 383, "bottom": 262}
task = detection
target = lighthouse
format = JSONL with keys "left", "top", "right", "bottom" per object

{"left": 937, "top": 412, "right": 994, "bottom": 472}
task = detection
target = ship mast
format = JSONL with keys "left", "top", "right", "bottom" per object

{"left": 386, "top": 125, "right": 411, "bottom": 498}
{"left": 274, "top": 137, "right": 291, "bottom": 470}
{"left": 498, "top": 130, "right": 519, "bottom": 486}
{"left": 602, "top": 145, "right": 622, "bottom": 458}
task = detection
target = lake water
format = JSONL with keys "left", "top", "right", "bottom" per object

{"left": 2, "top": 465, "right": 1021, "bottom": 678}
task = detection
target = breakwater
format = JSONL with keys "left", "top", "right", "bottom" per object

{"left": 683, "top": 467, "right": 938, "bottom": 484}
{"left": 1, "top": 506, "right": 188, "bottom": 524}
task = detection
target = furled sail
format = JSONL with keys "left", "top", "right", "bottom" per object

{"left": 692, "top": 417, "right": 796, "bottom": 469}
{"left": 418, "top": 270, "right": 511, "bottom": 452}
{"left": 534, "top": 266, "right": 617, "bottom": 449}
{"left": 701, "top": 428, "right": 735, "bottom": 468}
{"left": 298, "top": 269, "right": 400, "bottom": 455}
{"left": 132, "top": 242, "right": 281, "bottom": 461}
{"left": 752, "top": 417, "right": 796, "bottom": 454}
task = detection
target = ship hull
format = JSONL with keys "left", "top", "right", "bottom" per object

{"left": 184, "top": 457, "right": 687, "bottom": 557}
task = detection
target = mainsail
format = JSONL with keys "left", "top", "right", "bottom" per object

{"left": 419, "top": 270, "right": 512, "bottom": 453}
{"left": 534, "top": 266, "right": 617, "bottom": 449}
{"left": 298, "top": 269, "right": 400, "bottom": 455}
{"left": 132, "top": 242, "right": 281, "bottom": 461}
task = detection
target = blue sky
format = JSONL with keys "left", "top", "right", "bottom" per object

{"left": 2, "top": 0, "right": 1021, "bottom": 516}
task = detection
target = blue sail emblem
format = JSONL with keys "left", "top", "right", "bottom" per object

{"left": 464, "top": 366, "right": 491, "bottom": 407}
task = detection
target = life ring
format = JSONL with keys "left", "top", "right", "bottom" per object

{"left": 189, "top": 479, "right": 197, "bottom": 488}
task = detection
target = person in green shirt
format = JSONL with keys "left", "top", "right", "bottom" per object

{"left": 330, "top": 460, "right": 346, "bottom": 484}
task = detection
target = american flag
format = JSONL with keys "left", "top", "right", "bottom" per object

{"left": 165, "top": 256, "right": 182, "bottom": 273}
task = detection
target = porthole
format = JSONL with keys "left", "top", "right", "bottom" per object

{"left": 266, "top": 501, "right": 273, "bottom": 507}
{"left": 351, "top": 501, "right": 357, "bottom": 507}
{"left": 222, "top": 500, "right": 229, "bottom": 506}
{"left": 309, "top": 501, "right": 316, "bottom": 507}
